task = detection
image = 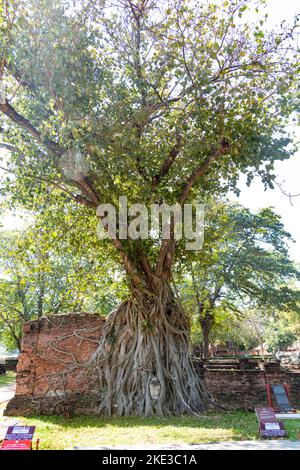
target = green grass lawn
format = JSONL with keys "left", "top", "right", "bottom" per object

{"left": 8, "top": 412, "right": 299, "bottom": 449}
{"left": 1, "top": 373, "right": 299, "bottom": 448}
{"left": 0, "top": 371, "right": 16, "bottom": 386}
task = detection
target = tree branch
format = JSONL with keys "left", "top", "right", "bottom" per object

{"left": 0, "top": 99, "right": 62, "bottom": 156}
{"left": 155, "top": 139, "right": 229, "bottom": 278}
{"left": 0, "top": 163, "right": 97, "bottom": 209}
{"left": 275, "top": 180, "right": 300, "bottom": 207}
{"left": 178, "top": 139, "right": 229, "bottom": 204}
{"left": 152, "top": 134, "right": 182, "bottom": 187}
{"left": 0, "top": 142, "right": 16, "bottom": 151}
{"left": 0, "top": 104, "right": 102, "bottom": 208}
{"left": 74, "top": 175, "right": 101, "bottom": 207}
{"left": 0, "top": 312, "right": 22, "bottom": 350}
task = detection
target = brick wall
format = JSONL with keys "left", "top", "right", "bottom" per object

{"left": 204, "top": 369, "right": 267, "bottom": 410}
{"left": 194, "top": 359, "right": 300, "bottom": 410}
{"left": 203, "top": 368, "right": 300, "bottom": 410}
{"left": 5, "top": 314, "right": 105, "bottom": 416}
{"left": 4, "top": 314, "right": 300, "bottom": 416}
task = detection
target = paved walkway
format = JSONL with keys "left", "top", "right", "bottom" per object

{"left": 0, "top": 383, "right": 15, "bottom": 404}
{"left": 0, "top": 413, "right": 20, "bottom": 441}
{"left": 0, "top": 381, "right": 18, "bottom": 440}
{"left": 275, "top": 413, "right": 300, "bottom": 420}
{"left": 75, "top": 440, "right": 300, "bottom": 450}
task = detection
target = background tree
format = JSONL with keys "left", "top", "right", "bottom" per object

{"left": 0, "top": 0, "right": 299, "bottom": 415}
{"left": 0, "top": 216, "right": 124, "bottom": 349}
{"left": 196, "top": 309, "right": 300, "bottom": 358}
{"left": 205, "top": 314, "right": 255, "bottom": 356}
{"left": 260, "top": 310, "right": 299, "bottom": 355}
{"left": 177, "top": 203, "right": 300, "bottom": 358}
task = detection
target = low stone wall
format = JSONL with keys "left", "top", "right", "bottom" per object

{"left": 204, "top": 368, "right": 300, "bottom": 410}
{"left": 5, "top": 314, "right": 300, "bottom": 416}
{"left": 194, "top": 359, "right": 300, "bottom": 410}
{"left": 204, "top": 369, "right": 267, "bottom": 410}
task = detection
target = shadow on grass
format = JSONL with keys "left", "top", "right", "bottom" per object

{"left": 20, "top": 411, "right": 260, "bottom": 440}
{"left": 16, "top": 412, "right": 300, "bottom": 447}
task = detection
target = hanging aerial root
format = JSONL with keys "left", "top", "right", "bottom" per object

{"left": 87, "top": 287, "right": 215, "bottom": 417}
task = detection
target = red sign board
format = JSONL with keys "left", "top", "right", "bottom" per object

{"left": 4, "top": 426, "right": 35, "bottom": 441}
{"left": 1, "top": 440, "right": 32, "bottom": 450}
{"left": 255, "top": 407, "right": 287, "bottom": 438}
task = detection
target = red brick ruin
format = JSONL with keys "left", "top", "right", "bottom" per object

{"left": 5, "top": 314, "right": 300, "bottom": 416}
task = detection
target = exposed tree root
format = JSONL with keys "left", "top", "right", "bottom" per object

{"left": 88, "top": 286, "right": 213, "bottom": 417}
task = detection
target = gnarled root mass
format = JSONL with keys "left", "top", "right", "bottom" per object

{"left": 88, "top": 286, "right": 212, "bottom": 417}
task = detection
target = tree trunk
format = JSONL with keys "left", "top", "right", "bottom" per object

{"left": 202, "top": 324, "right": 211, "bottom": 360}
{"left": 88, "top": 281, "right": 212, "bottom": 417}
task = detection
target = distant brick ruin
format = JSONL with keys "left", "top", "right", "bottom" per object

{"left": 5, "top": 313, "right": 300, "bottom": 416}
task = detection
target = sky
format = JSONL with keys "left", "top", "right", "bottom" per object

{"left": 0, "top": 0, "right": 300, "bottom": 262}
{"left": 229, "top": 0, "right": 300, "bottom": 263}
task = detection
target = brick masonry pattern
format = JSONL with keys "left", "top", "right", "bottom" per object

{"left": 4, "top": 314, "right": 300, "bottom": 416}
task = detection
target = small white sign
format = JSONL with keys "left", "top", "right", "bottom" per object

{"left": 12, "top": 427, "right": 30, "bottom": 434}
{"left": 265, "top": 422, "right": 280, "bottom": 430}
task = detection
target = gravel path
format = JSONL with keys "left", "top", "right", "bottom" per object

{"left": 0, "top": 415, "right": 20, "bottom": 441}
{"left": 74, "top": 440, "right": 300, "bottom": 450}
{"left": 0, "top": 383, "right": 15, "bottom": 404}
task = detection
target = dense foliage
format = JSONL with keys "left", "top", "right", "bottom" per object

{"left": 0, "top": 0, "right": 299, "bottom": 415}
{"left": 177, "top": 202, "right": 300, "bottom": 357}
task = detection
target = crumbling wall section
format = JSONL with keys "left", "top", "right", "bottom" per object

{"left": 5, "top": 314, "right": 105, "bottom": 416}
{"left": 5, "top": 314, "right": 300, "bottom": 416}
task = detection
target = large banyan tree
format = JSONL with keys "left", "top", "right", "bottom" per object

{"left": 0, "top": 0, "right": 299, "bottom": 416}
